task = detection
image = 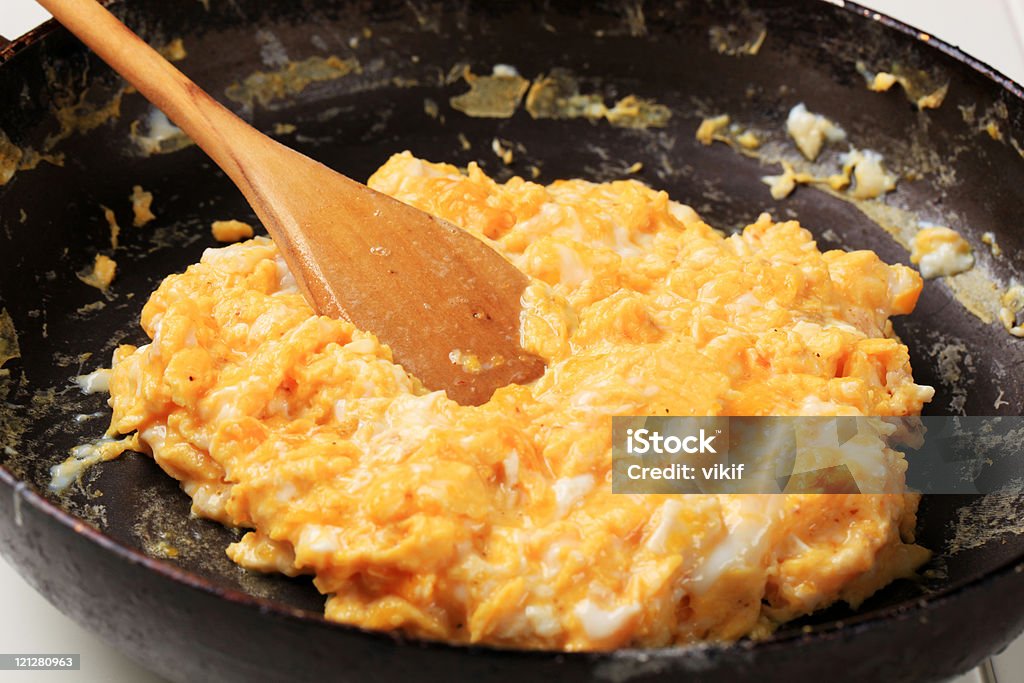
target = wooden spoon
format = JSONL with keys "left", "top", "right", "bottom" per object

{"left": 37, "top": 0, "right": 545, "bottom": 406}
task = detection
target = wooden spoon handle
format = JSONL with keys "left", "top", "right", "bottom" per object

{"left": 37, "top": 0, "right": 548, "bottom": 404}
{"left": 34, "top": 0, "right": 349, "bottom": 311}
{"left": 36, "top": 0, "right": 266, "bottom": 194}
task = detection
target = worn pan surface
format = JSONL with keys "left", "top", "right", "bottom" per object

{"left": 1, "top": 1, "right": 1023, "bottom": 681}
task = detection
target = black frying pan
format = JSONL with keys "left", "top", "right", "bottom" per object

{"left": 0, "top": 1, "right": 1022, "bottom": 681}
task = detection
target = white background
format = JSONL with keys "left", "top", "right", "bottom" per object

{"left": 1, "top": 1, "right": 1023, "bottom": 682}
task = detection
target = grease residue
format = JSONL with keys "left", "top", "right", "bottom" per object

{"left": 709, "top": 23, "right": 767, "bottom": 56}
{"left": 0, "top": 309, "right": 20, "bottom": 376}
{"left": 0, "top": 130, "right": 64, "bottom": 186}
{"left": 976, "top": 101, "right": 1009, "bottom": 142}
{"left": 947, "top": 479, "right": 1024, "bottom": 555}
{"left": 525, "top": 68, "right": 670, "bottom": 129}
{"left": 856, "top": 61, "right": 949, "bottom": 110}
{"left": 130, "top": 485, "right": 208, "bottom": 563}
{"left": 930, "top": 342, "right": 973, "bottom": 415}
{"left": 44, "top": 66, "right": 125, "bottom": 150}
{"left": 225, "top": 55, "right": 360, "bottom": 110}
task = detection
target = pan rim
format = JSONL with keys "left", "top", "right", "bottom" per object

{"left": 3, "top": 462, "right": 1024, "bottom": 662}
{"left": 2, "top": 0, "right": 1024, "bottom": 97}
{"left": 1, "top": 0, "right": 1023, "bottom": 664}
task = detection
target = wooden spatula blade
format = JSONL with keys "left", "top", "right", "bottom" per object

{"left": 257, "top": 149, "right": 545, "bottom": 405}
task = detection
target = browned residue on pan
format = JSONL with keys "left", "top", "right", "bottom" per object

{"left": 449, "top": 66, "right": 530, "bottom": 119}
{"left": 0, "top": 130, "right": 64, "bottom": 187}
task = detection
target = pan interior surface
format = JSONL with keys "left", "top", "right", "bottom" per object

{"left": 0, "top": 0, "right": 1022, "bottom": 654}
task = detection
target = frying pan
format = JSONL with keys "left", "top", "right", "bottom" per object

{"left": 0, "top": 1, "right": 1022, "bottom": 681}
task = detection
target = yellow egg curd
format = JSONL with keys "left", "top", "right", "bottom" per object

{"left": 102, "top": 152, "right": 934, "bottom": 650}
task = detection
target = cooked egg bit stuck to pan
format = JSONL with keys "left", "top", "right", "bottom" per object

{"left": 35, "top": 0, "right": 545, "bottom": 406}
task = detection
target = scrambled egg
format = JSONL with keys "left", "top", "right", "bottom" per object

{"left": 100, "top": 153, "right": 934, "bottom": 650}
{"left": 910, "top": 226, "right": 975, "bottom": 279}
{"left": 211, "top": 219, "right": 255, "bottom": 243}
{"left": 786, "top": 103, "right": 846, "bottom": 161}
